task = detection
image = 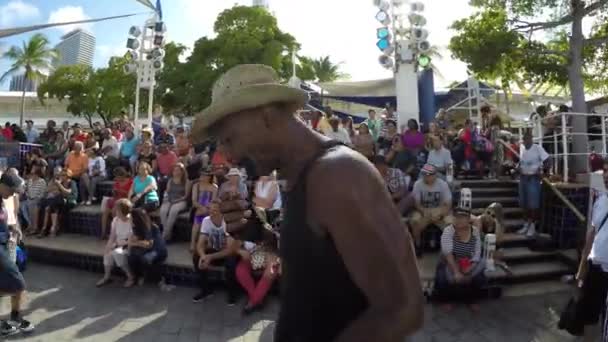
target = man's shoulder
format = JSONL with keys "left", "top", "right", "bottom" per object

{"left": 313, "top": 146, "right": 374, "bottom": 177}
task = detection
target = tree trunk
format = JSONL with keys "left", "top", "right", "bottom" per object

{"left": 19, "top": 87, "right": 26, "bottom": 128}
{"left": 568, "top": 1, "right": 589, "bottom": 175}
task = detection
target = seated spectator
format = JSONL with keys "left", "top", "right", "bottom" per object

{"left": 24, "top": 148, "right": 48, "bottom": 178}
{"left": 434, "top": 207, "right": 485, "bottom": 312}
{"left": 402, "top": 119, "right": 425, "bottom": 154}
{"left": 46, "top": 131, "right": 69, "bottom": 173}
{"left": 24, "top": 120, "right": 39, "bottom": 143}
{"left": 101, "top": 128, "right": 120, "bottom": 160}
{"left": 409, "top": 164, "right": 453, "bottom": 255}
{"left": 253, "top": 173, "right": 281, "bottom": 210}
{"left": 69, "top": 123, "right": 88, "bottom": 145}
{"left": 84, "top": 133, "right": 99, "bottom": 153}
{"left": 175, "top": 125, "right": 191, "bottom": 161}
{"left": 372, "top": 156, "right": 412, "bottom": 216}
{"left": 190, "top": 167, "right": 218, "bottom": 253}
{"left": 154, "top": 124, "right": 176, "bottom": 146}
{"left": 192, "top": 201, "right": 239, "bottom": 304}
{"left": 386, "top": 135, "right": 416, "bottom": 174}
{"left": 80, "top": 149, "right": 107, "bottom": 205}
{"left": 38, "top": 168, "right": 78, "bottom": 238}
{"left": 22, "top": 167, "right": 47, "bottom": 235}
{"left": 377, "top": 119, "right": 399, "bottom": 155}
{"left": 351, "top": 123, "right": 375, "bottom": 159}
{"left": 219, "top": 168, "right": 248, "bottom": 199}
{"left": 235, "top": 231, "right": 280, "bottom": 314}
{"left": 426, "top": 135, "right": 453, "bottom": 179}
{"left": 96, "top": 199, "right": 135, "bottom": 287}
{"left": 128, "top": 208, "right": 168, "bottom": 287}
{"left": 341, "top": 116, "right": 355, "bottom": 138}
{"left": 100, "top": 167, "right": 133, "bottom": 239}
{"left": 111, "top": 122, "right": 123, "bottom": 142}
{"left": 119, "top": 129, "right": 139, "bottom": 173}
{"left": 326, "top": 117, "right": 352, "bottom": 145}
{"left": 128, "top": 162, "right": 160, "bottom": 212}
{"left": 136, "top": 141, "right": 158, "bottom": 175}
{"left": 140, "top": 127, "right": 154, "bottom": 146}
{"left": 1, "top": 122, "right": 13, "bottom": 141}
{"left": 60, "top": 121, "right": 71, "bottom": 141}
{"left": 159, "top": 163, "right": 190, "bottom": 241}
{"left": 364, "top": 109, "right": 382, "bottom": 141}
{"left": 156, "top": 143, "right": 179, "bottom": 201}
{"left": 40, "top": 120, "right": 56, "bottom": 143}
{"left": 64, "top": 141, "right": 89, "bottom": 195}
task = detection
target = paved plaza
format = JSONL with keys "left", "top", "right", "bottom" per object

{"left": 1, "top": 263, "right": 582, "bottom": 342}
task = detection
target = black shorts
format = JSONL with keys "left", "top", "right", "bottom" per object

{"left": 0, "top": 245, "right": 25, "bottom": 294}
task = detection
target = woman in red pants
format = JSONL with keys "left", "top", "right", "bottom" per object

{"left": 235, "top": 231, "right": 280, "bottom": 315}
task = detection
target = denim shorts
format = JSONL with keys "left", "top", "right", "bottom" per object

{"left": 0, "top": 244, "right": 25, "bottom": 293}
{"left": 519, "top": 175, "right": 542, "bottom": 210}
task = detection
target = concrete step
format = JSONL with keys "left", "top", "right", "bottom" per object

{"left": 469, "top": 188, "right": 519, "bottom": 197}
{"left": 500, "top": 247, "right": 577, "bottom": 264}
{"left": 488, "top": 260, "right": 573, "bottom": 284}
{"left": 458, "top": 179, "right": 518, "bottom": 189}
{"left": 473, "top": 207, "right": 523, "bottom": 219}
{"left": 25, "top": 233, "right": 201, "bottom": 286}
{"left": 471, "top": 196, "right": 519, "bottom": 207}
{"left": 499, "top": 233, "right": 552, "bottom": 248}
{"left": 65, "top": 204, "right": 192, "bottom": 242}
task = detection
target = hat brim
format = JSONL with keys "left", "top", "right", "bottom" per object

{"left": 192, "top": 84, "right": 309, "bottom": 143}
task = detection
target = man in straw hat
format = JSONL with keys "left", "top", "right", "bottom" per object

{"left": 192, "top": 64, "right": 423, "bottom": 341}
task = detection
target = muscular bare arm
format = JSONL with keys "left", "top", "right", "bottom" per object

{"left": 308, "top": 150, "right": 424, "bottom": 342}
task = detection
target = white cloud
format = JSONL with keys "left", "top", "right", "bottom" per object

{"left": 47, "top": 6, "right": 92, "bottom": 34}
{"left": 0, "top": 0, "right": 40, "bottom": 27}
{"left": 96, "top": 45, "right": 127, "bottom": 65}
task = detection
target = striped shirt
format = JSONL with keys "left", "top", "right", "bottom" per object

{"left": 440, "top": 224, "right": 481, "bottom": 262}
{"left": 26, "top": 178, "right": 47, "bottom": 200}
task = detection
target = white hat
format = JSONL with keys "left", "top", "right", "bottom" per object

{"left": 226, "top": 168, "right": 241, "bottom": 177}
{"left": 192, "top": 64, "right": 309, "bottom": 142}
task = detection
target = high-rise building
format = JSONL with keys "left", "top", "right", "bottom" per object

{"left": 54, "top": 29, "right": 96, "bottom": 67}
{"left": 9, "top": 74, "right": 37, "bottom": 92}
{"left": 253, "top": 0, "right": 269, "bottom": 8}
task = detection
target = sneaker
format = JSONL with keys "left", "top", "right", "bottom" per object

{"left": 526, "top": 223, "right": 536, "bottom": 237}
{"left": 0, "top": 320, "right": 18, "bottom": 336}
{"left": 192, "top": 290, "right": 214, "bottom": 303}
{"left": 227, "top": 293, "right": 237, "bottom": 306}
{"left": 14, "top": 319, "right": 34, "bottom": 333}
{"left": 85, "top": 200, "right": 92, "bottom": 206}
{"left": 516, "top": 222, "right": 530, "bottom": 235}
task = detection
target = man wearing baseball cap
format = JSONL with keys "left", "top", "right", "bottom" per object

{"left": 0, "top": 173, "right": 34, "bottom": 336}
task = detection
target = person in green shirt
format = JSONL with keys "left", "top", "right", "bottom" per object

{"left": 364, "top": 109, "right": 383, "bottom": 141}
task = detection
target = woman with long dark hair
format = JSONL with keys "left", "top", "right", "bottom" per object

{"left": 128, "top": 208, "right": 168, "bottom": 287}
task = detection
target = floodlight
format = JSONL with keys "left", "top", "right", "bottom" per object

{"left": 128, "top": 26, "right": 141, "bottom": 37}
{"left": 412, "top": 28, "right": 429, "bottom": 41}
{"left": 392, "top": 0, "right": 405, "bottom": 6}
{"left": 123, "top": 64, "right": 137, "bottom": 74}
{"left": 408, "top": 13, "right": 427, "bottom": 26}
{"left": 126, "top": 38, "right": 140, "bottom": 50}
{"left": 154, "top": 22, "right": 166, "bottom": 33}
{"left": 150, "top": 47, "right": 165, "bottom": 60}
{"left": 377, "top": 27, "right": 391, "bottom": 39}
{"left": 418, "top": 40, "right": 431, "bottom": 53}
{"left": 379, "top": 55, "right": 394, "bottom": 69}
{"left": 411, "top": 2, "right": 425, "bottom": 11}
{"left": 376, "top": 10, "right": 391, "bottom": 26}
{"left": 127, "top": 50, "right": 139, "bottom": 61}
{"left": 418, "top": 54, "right": 432, "bottom": 68}
{"left": 153, "top": 60, "right": 164, "bottom": 69}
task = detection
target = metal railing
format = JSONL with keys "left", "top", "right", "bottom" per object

{"left": 525, "top": 112, "right": 608, "bottom": 183}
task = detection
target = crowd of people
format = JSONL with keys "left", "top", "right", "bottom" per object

{"left": 0, "top": 98, "right": 555, "bottom": 325}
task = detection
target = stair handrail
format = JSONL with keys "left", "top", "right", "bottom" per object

{"left": 497, "top": 139, "right": 586, "bottom": 223}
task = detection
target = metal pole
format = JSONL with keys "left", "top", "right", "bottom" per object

{"left": 562, "top": 113, "right": 569, "bottom": 183}
{"left": 602, "top": 115, "right": 607, "bottom": 157}
{"left": 147, "top": 75, "right": 155, "bottom": 128}
{"left": 134, "top": 66, "right": 140, "bottom": 127}
{"left": 553, "top": 128, "right": 558, "bottom": 175}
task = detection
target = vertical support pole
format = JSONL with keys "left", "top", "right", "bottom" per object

{"left": 562, "top": 113, "right": 569, "bottom": 183}
{"left": 147, "top": 77, "right": 155, "bottom": 128}
{"left": 602, "top": 114, "right": 607, "bottom": 157}
{"left": 553, "top": 124, "right": 558, "bottom": 175}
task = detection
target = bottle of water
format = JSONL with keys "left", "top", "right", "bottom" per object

{"left": 447, "top": 162, "right": 454, "bottom": 183}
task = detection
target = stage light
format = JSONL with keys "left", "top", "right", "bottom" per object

{"left": 377, "top": 27, "right": 390, "bottom": 39}
{"left": 150, "top": 47, "right": 165, "bottom": 60}
{"left": 379, "top": 55, "right": 394, "bottom": 69}
{"left": 417, "top": 40, "right": 431, "bottom": 53}
{"left": 408, "top": 13, "right": 427, "bottom": 26}
{"left": 153, "top": 35, "right": 164, "bottom": 46}
{"left": 411, "top": 2, "right": 425, "bottom": 12}
{"left": 376, "top": 10, "right": 391, "bottom": 26}
{"left": 412, "top": 28, "right": 429, "bottom": 41}
{"left": 154, "top": 22, "right": 166, "bottom": 33}
{"left": 123, "top": 63, "right": 137, "bottom": 74}
{"left": 129, "top": 26, "right": 142, "bottom": 37}
{"left": 418, "top": 54, "right": 431, "bottom": 68}
{"left": 127, "top": 51, "right": 139, "bottom": 61}
{"left": 126, "top": 38, "right": 140, "bottom": 50}
{"left": 153, "top": 60, "right": 164, "bottom": 69}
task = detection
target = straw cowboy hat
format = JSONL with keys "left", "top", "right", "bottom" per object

{"left": 192, "top": 64, "right": 309, "bottom": 141}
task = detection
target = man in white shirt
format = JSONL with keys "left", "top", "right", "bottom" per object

{"left": 517, "top": 131, "right": 550, "bottom": 236}
{"left": 101, "top": 129, "right": 120, "bottom": 159}
{"left": 24, "top": 120, "right": 38, "bottom": 144}
{"left": 426, "top": 135, "right": 452, "bottom": 179}
{"left": 326, "top": 117, "right": 352, "bottom": 145}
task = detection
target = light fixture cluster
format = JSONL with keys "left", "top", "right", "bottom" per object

{"left": 374, "top": 0, "right": 432, "bottom": 70}
{"left": 124, "top": 20, "right": 166, "bottom": 79}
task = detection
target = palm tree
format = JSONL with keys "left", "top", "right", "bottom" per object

{"left": 310, "top": 56, "right": 349, "bottom": 83}
{"left": 1, "top": 33, "right": 57, "bottom": 127}
{"left": 426, "top": 45, "right": 445, "bottom": 80}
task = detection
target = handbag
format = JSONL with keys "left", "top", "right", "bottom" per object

{"left": 558, "top": 208, "right": 608, "bottom": 336}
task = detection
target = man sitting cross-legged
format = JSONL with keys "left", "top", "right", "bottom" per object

{"left": 192, "top": 200, "right": 240, "bottom": 305}
{"left": 409, "top": 164, "right": 453, "bottom": 256}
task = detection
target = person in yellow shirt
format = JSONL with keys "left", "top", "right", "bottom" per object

{"left": 64, "top": 141, "right": 89, "bottom": 179}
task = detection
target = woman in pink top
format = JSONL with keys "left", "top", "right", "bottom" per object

{"left": 401, "top": 119, "right": 425, "bottom": 153}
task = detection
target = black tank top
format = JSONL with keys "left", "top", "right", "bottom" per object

{"left": 274, "top": 141, "right": 368, "bottom": 342}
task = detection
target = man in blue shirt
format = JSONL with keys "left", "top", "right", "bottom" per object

{"left": 24, "top": 120, "right": 39, "bottom": 143}
{"left": 119, "top": 129, "right": 140, "bottom": 172}
{"left": 0, "top": 173, "right": 34, "bottom": 336}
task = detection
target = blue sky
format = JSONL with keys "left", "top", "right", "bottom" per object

{"left": 0, "top": 0, "right": 481, "bottom": 91}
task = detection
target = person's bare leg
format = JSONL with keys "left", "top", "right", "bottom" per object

{"left": 31, "top": 207, "right": 39, "bottom": 234}
{"left": 101, "top": 210, "right": 111, "bottom": 239}
{"left": 50, "top": 213, "right": 59, "bottom": 237}
{"left": 11, "top": 291, "right": 23, "bottom": 313}
{"left": 40, "top": 209, "right": 50, "bottom": 235}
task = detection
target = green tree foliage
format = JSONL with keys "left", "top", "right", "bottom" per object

{"left": 38, "top": 56, "right": 135, "bottom": 127}
{"left": 1, "top": 33, "right": 57, "bottom": 126}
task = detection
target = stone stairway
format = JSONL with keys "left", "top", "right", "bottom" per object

{"left": 460, "top": 179, "right": 577, "bottom": 285}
